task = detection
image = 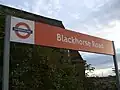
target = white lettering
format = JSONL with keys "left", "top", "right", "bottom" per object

{"left": 68, "top": 38, "right": 72, "bottom": 43}
{"left": 56, "top": 33, "right": 104, "bottom": 48}
{"left": 57, "top": 34, "right": 61, "bottom": 41}
{"left": 64, "top": 36, "right": 68, "bottom": 42}
{"left": 92, "top": 41, "right": 104, "bottom": 48}
{"left": 72, "top": 37, "right": 76, "bottom": 44}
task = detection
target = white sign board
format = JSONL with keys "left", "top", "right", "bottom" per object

{"left": 10, "top": 16, "right": 35, "bottom": 44}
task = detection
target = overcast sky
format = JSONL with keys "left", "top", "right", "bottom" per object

{"left": 1, "top": 0, "right": 120, "bottom": 76}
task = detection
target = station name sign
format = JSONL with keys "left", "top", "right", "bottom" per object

{"left": 10, "top": 16, "right": 114, "bottom": 55}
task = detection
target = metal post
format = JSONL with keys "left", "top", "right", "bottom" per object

{"left": 112, "top": 41, "right": 120, "bottom": 90}
{"left": 2, "top": 15, "right": 11, "bottom": 90}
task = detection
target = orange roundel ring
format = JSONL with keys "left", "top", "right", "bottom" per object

{"left": 15, "top": 22, "right": 31, "bottom": 39}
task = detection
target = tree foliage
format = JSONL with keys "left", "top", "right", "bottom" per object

{"left": 8, "top": 42, "right": 85, "bottom": 90}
